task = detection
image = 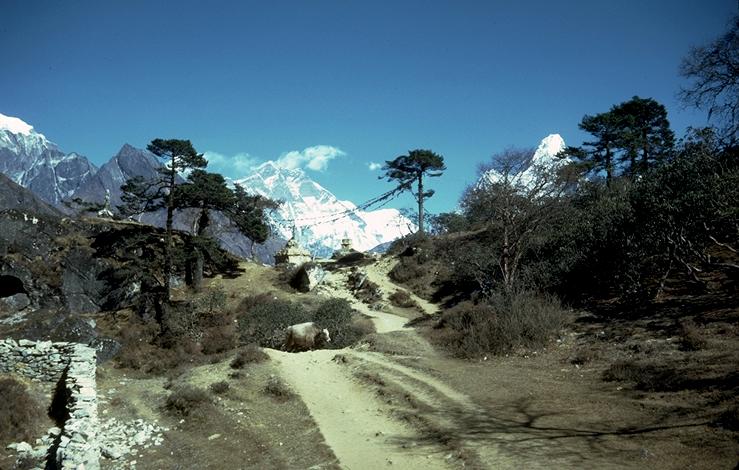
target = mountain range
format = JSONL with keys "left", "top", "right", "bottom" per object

{"left": 0, "top": 113, "right": 97, "bottom": 206}
{"left": 0, "top": 113, "right": 413, "bottom": 259}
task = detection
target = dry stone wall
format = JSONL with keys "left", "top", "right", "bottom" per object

{"left": 0, "top": 338, "right": 100, "bottom": 469}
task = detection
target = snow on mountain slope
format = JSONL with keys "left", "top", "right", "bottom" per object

{"left": 480, "top": 134, "right": 568, "bottom": 190}
{"left": 236, "top": 162, "right": 414, "bottom": 257}
{"left": 0, "top": 112, "right": 97, "bottom": 205}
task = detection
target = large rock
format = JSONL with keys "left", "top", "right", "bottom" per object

{"left": 290, "top": 263, "right": 327, "bottom": 292}
{"left": 61, "top": 248, "right": 109, "bottom": 314}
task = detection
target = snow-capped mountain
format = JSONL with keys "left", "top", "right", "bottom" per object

{"left": 480, "top": 134, "right": 568, "bottom": 190}
{"left": 0, "top": 113, "right": 97, "bottom": 206}
{"left": 72, "top": 143, "right": 162, "bottom": 209}
{"left": 236, "top": 162, "right": 414, "bottom": 257}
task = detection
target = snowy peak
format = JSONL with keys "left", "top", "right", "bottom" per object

{"left": 0, "top": 112, "right": 37, "bottom": 136}
{"left": 236, "top": 161, "right": 413, "bottom": 256}
{"left": 481, "top": 134, "right": 568, "bottom": 189}
{"left": 531, "top": 134, "right": 566, "bottom": 165}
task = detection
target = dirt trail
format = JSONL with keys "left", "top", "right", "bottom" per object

{"left": 267, "top": 348, "right": 454, "bottom": 469}
{"left": 223, "top": 258, "right": 497, "bottom": 468}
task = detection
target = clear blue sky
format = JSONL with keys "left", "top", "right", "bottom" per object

{"left": 2, "top": 0, "right": 736, "bottom": 214}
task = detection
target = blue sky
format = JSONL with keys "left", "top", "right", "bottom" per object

{"left": 1, "top": 1, "right": 736, "bottom": 213}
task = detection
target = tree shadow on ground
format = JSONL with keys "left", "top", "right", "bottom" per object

{"left": 388, "top": 397, "right": 715, "bottom": 465}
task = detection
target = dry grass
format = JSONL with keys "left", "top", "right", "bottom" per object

{"left": 0, "top": 377, "right": 46, "bottom": 445}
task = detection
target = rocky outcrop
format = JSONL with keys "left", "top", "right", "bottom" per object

{"left": 290, "top": 263, "right": 327, "bottom": 292}
{"left": 0, "top": 173, "right": 61, "bottom": 216}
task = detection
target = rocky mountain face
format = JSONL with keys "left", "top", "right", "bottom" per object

{"left": 235, "top": 162, "right": 414, "bottom": 258}
{"left": 0, "top": 173, "right": 61, "bottom": 217}
{"left": 0, "top": 113, "right": 97, "bottom": 206}
{"left": 71, "top": 144, "right": 162, "bottom": 209}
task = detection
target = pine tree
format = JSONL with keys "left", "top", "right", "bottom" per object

{"left": 612, "top": 96, "right": 674, "bottom": 174}
{"left": 564, "top": 112, "right": 621, "bottom": 185}
{"left": 381, "top": 149, "right": 446, "bottom": 235}
{"left": 145, "top": 139, "right": 207, "bottom": 299}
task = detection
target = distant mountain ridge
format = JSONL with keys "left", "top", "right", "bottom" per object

{"left": 0, "top": 113, "right": 97, "bottom": 206}
{"left": 71, "top": 143, "right": 163, "bottom": 209}
{"left": 235, "top": 162, "right": 415, "bottom": 257}
{"left": 2, "top": 113, "right": 565, "bottom": 261}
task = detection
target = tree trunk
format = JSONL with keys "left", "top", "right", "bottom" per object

{"left": 605, "top": 146, "right": 613, "bottom": 187}
{"left": 193, "top": 249, "right": 204, "bottom": 292}
{"left": 417, "top": 172, "right": 424, "bottom": 235}
{"left": 641, "top": 129, "right": 649, "bottom": 173}
{"left": 163, "top": 154, "right": 176, "bottom": 302}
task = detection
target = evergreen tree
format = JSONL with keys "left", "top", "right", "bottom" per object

{"left": 612, "top": 96, "right": 674, "bottom": 174}
{"left": 381, "top": 149, "right": 446, "bottom": 235}
{"left": 563, "top": 97, "right": 674, "bottom": 183}
{"left": 563, "top": 112, "right": 621, "bottom": 185}
{"left": 146, "top": 139, "right": 207, "bottom": 299}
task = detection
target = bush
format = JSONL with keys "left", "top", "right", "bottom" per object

{"left": 0, "top": 378, "right": 45, "bottom": 445}
{"left": 264, "top": 376, "right": 293, "bottom": 401}
{"left": 313, "top": 298, "right": 375, "bottom": 348}
{"left": 164, "top": 385, "right": 211, "bottom": 417}
{"left": 230, "top": 344, "right": 270, "bottom": 369}
{"left": 436, "top": 292, "right": 569, "bottom": 357}
{"left": 200, "top": 324, "right": 237, "bottom": 355}
{"left": 209, "top": 381, "right": 230, "bottom": 395}
{"left": 389, "top": 290, "right": 418, "bottom": 308}
{"left": 678, "top": 319, "right": 707, "bottom": 351}
{"left": 389, "top": 259, "right": 426, "bottom": 284}
{"left": 237, "top": 296, "right": 311, "bottom": 348}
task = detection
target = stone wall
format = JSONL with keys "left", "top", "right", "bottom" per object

{"left": 0, "top": 338, "right": 100, "bottom": 469}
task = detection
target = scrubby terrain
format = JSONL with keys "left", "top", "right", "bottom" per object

{"left": 3, "top": 249, "right": 735, "bottom": 469}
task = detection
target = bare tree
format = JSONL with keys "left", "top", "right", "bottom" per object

{"left": 460, "top": 148, "right": 575, "bottom": 294}
{"left": 680, "top": 15, "right": 739, "bottom": 145}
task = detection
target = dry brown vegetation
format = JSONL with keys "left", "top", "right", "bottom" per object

{"left": 0, "top": 376, "right": 47, "bottom": 445}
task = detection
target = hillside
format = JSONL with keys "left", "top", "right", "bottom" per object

{"left": 2, "top": 248, "right": 736, "bottom": 469}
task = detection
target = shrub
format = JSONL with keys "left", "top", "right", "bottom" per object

{"left": 313, "top": 298, "right": 375, "bottom": 348}
{"left": 436, "top": 292, "right": 569, "bottom": 357}
{"left": 0, "top": 378, "right": 45, "bottom": 445}
{"left": 389, "top": 259, "right": 426, "bottom": 284}
{"left": 230, "top": 344, "right": 270, "bottom": 369}
{"left": 164, "top": 385, "right": 211, "bottom": 417}
{"left": 209, "top": 381, "right": 230, "bottom": 395}
{"left": 200, "top": 324, "right": 237, "bottom": 355}
{"left": 678, "top": 319, "right": 707, "bottom": 351}
{"left": 389, "top": 290, "right": 418, "bottom": 308}
{"left": 237, "top": 296, "right": 311, "bottom": 348}
{"left": 264, "top": 376, "right": 293, "bottom": 401}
